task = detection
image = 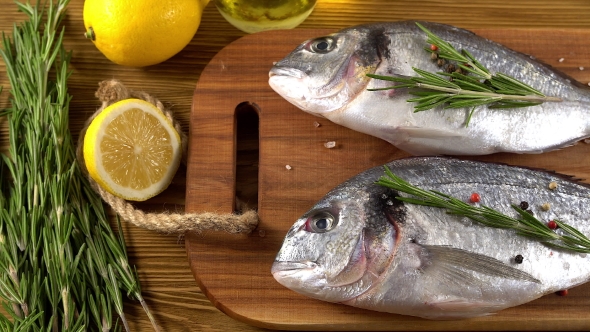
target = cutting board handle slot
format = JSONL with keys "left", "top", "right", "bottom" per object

{"left": 235, "top": 101, "right": 260, "bottom": 211}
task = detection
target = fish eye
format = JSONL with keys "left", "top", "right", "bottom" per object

{"left": 304, "top": 211, "right": 337, "bottom": 233}
{"left": 309, "top": 37, "right": 335, "bottom": 54}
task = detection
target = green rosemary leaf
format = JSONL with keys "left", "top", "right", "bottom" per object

{"left": 377, "top": 167, "right": 590, "bottom": 254}
{"left": 366, "top": 73, "right": 412, "bottom": 83}
{"left": 487, "top": 78, "right": 533, "bottom": 96}
{"left": 414, "top": 96, "right": 453, "bottom": 112}
{"left": 394, "top": 196, "right": 441, "bottom": 207}
{"left": 489, "top": 101, "right": 543, "bottom": 109}
{"left": 0, "top": 1, "right": 156, "bottom": 331}
{"left": 452, "top": 79, "right": 495, "bottom": 93}
{"left": 413, "top": 67, "right": 461, "bottom": 89}
{"left": 461, "top": 49, "right": 490, "bottom": 76}
{"left": 465, "top": 106, "right": 476, "bottom": 126}
{"left": 544, "top": 242, "right": 590, "bottom": 254}
{"left": 408, "top": 90, "right": 446, "bottom": 97}
{"left": 407, "top": 92, "right": 449, "bottom": 103}
{"left": 555, "top": 219, "right": 590, "bottom": 242}
{"left": 448, "top": 96, "right": 502, "bottom": 108}
{"left": 560, "top": 235, "right": 590, "bottom": 248}
{"left": 495, "top": 73, "right": 545, "bottom": 96}
{"left": 368, "top": 22, "right": 561, "bottom": 126}
{"left": 448, "top": 71, "right": 484, "bottom": 85}
{"left": 367, "top": 85, "right": 412, "bottom": 91}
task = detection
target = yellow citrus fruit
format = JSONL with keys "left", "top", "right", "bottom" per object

{"left": 83, "top": 99, "right": 182, "bottom": 201}
{"left": 83, "top": 0, "right": 209, "bottom": 67}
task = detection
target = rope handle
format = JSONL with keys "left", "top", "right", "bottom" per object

{"left": 76, "top": 79, "right": 259, "bottom": 234}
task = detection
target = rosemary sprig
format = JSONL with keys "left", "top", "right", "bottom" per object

{"left": 367, "top": 22, "right": 562, "bottom": 126}
{"left": 0, "top": 1, "right": 158, "bottom": 331}
{"left": 377, "top": 166, "right": 590, "bottom": 253}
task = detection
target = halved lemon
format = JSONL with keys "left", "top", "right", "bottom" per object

{"left": 83, "top": 98, "right": 181, "bottom": 201}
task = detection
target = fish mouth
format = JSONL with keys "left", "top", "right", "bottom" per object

{"left": 272, "top": 260, "right": 331, "bottom": 300}
{"left": 271, "top": 260, "right": 317, "bottom": 277}
{"left": 269, "top": 66, "right": 306, "bottom": 80}
{"left": 268, "top": 67, "right": 316, "bottom": 113}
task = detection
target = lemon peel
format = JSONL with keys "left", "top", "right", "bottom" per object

{"left": 83, "top": 98, "right": 181, "bottom": 201}
{"left": 83, "top": 0, "right": 209, "bottom": 67}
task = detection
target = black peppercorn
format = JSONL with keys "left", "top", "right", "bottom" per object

{"left": 514, "top": 254, "right": 524, "bottom": 264}
{"left": 520, "top": 201, "right": 529, "bottom": 210}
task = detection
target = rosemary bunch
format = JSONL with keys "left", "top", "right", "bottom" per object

{"left": 367, "top": 23, "right": 561, "bottom": 126}
{"left": 0, "top": 1, "right": 157, "bottom": 331}
{"left": 377, "top": 166, "right": 590, "bottom": 253}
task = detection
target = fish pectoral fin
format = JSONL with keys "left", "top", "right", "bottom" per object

{"left": 397, "top": 126, "right": 463, "bottom": 139}
{"left": 420, "top": 245, "right": 540, "bottom": 284}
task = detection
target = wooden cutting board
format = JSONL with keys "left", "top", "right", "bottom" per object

{"left": 185, "top": 28, "right": 590, "bottom": 330}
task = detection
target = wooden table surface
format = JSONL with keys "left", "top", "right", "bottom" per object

{"left": 1, "top": 1, "right": 590, "bottom": 331}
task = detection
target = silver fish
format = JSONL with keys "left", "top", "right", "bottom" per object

{"left": 271, "top": 157, "right": 590, "bottom": 319}
{"left": 268, "top": 21, "right": 590, "bottom": 156}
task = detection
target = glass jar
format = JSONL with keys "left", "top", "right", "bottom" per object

{"left": 214, "top": 0, "right": 317, "bottom": 34}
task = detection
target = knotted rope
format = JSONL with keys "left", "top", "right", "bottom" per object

{"left": 76, "top": 79, "right": 259, "bottom": 234}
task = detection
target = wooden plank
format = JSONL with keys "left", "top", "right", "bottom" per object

{"left": 185, "top": 28, "right": 590, "bottom": 330}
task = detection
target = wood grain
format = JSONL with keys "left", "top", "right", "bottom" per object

{"left": 1, "top": 0, "right": 590, "bottom": 331}
{"left": 186, "top": 28, "right": 590, "bottom": 330}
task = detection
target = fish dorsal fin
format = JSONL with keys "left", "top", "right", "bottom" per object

{"left": 420, "top": 245, "right": 540, "bottom": 284}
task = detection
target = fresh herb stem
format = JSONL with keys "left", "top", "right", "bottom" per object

{"left": 367, "top": 22, "right": 562, "bottom": 126}
{"left": 416, "top": 23, "right": 492, "bottom": 80}
{"left": 377, "top": 166, "right": 590, "bottom": 253}
{"left": 386, "top": 79, "right": 561, "bottom": 103}
{"left": 0, "top": 1, "right": 157, "bottom": 331}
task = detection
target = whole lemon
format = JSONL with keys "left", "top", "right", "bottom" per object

{"left": 83, "top": 0, "right": 209, "bottom": 67}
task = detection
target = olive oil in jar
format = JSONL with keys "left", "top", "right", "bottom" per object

{"left": 214, "top": 0, "right": 317, "bottom": 33}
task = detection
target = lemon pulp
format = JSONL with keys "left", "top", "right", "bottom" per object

{"left": 84, "top": 99, "right": 181, "bottom": 201}
{"left": 100, "top": 107, "right": 174, "bottom": 190}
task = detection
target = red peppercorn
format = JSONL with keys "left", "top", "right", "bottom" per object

{"left": 548, "top": 220, "right": 558, "bottom": 230}
{"left": 469, "top": 193, "right": 481, "bottom": 203}
{"left": 557, "top": 289, "right": 568, "bottom": 296}
{"left": 430, "top": 44, "right": 438, "bottom": 51}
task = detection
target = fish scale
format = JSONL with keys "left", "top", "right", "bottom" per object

{"left": 272, "top": 157, "right": 590, "bottom": 319}
{"left": 269, "top": 21, "right": 590, "bottom": 155}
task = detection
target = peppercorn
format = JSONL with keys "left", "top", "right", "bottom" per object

{"left": 556, "top": 289, "right": 569, "bottom": 296}
{"left": 548, "top": 220, "right": 558, "bottom": 230}
{"left": 514, "top": 254, "right": 524, "bottom": 264}
{"left": 519, "top": 201, "right": 529, "bottom": 210}
{"left": 430, "top": 52, "right": 438, "bottom": 60}
{"left": 469, "top": 193, "right": 481, "bottom": 203}
{"left": 437, "top": 58, "right": 445, "bottom": 67}
{"left": 430, "top": 44, "right": 439, "bottom": 51}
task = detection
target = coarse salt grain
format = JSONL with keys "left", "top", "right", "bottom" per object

{"left": 324, "top": 141, "right": 336, "bottom": 148}
{"left": 541, "top": 203, "right": 551, "bottom": 211}
{"left": 581, "top": 67, "right": 585, "bottom": 71}
{"left": 285, "top": 165, "right": 292, "bottom": 170}
{"left": 313, "top": 121, "right": 321, "bottom": 128}
{"left": 559, "top": 58, "right": 565, "bottom": 62}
